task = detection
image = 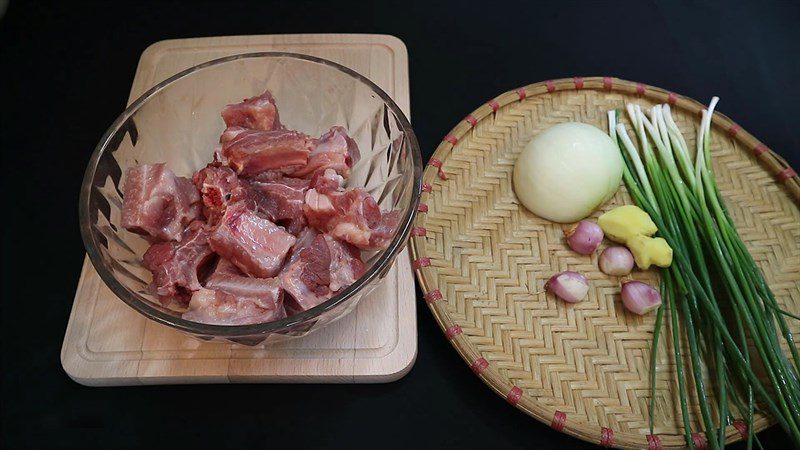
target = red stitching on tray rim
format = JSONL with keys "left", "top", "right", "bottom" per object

{"left": 421, "top": 183, "right": 432, "bottom": 193}
{"left": 424, "top": 289, "right": 442, "bottom": 303}
{"left": 573, "top": 77, "right": 584, "bottom": 89}
{"left": 551, "top": 411, "right": 566, "bottom": 432}
{"left": 692, "top": 432, "right": 708, "bottom": 450}
{"left": 646, "top": 434, "right": 662, "bottom": 450}
{"left": 429, "top": 158, "right": 443, "bottom": 168}
{"left": 753, "top": 144, "right": 768, "bottom": 156}
{"left": 636, "top": 83, "right": 646, "bottom": 95}
{"left": 413, "top": 257, "right": 431, "bottom": 270}
{"left": 728, "top": 124, "right": 741, "bottom": 137}
{"left": 488, "top": 99, "right": 500, "bottom": 112}
{"left": 471, "top": 357, "right": 489, "bottom": 375}
{"left": 778, "top": 167, "right": 798, "bottom": 183}
{"left": 411, "top": 227, "right": 426, "bottom": 237}
{"left": 667, "top": 92, "right": 678, "bottom": 106}
{"left": 600, "top": 427, "right": 614, "bottom": 447}
{"left": 443, "top": 134, "right": 458, "bottom": 145}
{"left": 516, "top": 87, "right": 527, "bottom": 100}
{"left": 506, "top": 386, "right": 523, "bottom": 405}
{"left": 603, "top": 77, "right": 613, "bottom": 90}
{"left": 464, "top": 114, "right": 478, "bottom": 127}
{"left": 445, "top": 324, "right": 463, "bottom": 339}
{"left": 546, "top": 80, "right": 556, "bottom": 93}
{"left": 733, "top": 420, "right": 748, "bottom": 439}
{"left": 417, "top": 203, "right": 428, "bottom": 213}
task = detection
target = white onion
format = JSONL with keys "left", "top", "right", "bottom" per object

{"left": 564, "top": 220, "right": 604, "bottom": 255}
{"left": 620, "top": 280, "right": 662, "bottom": 315}
{"left": 599, "top": 246, "right": 635, "bottom": 276}
{"left": 513, "top": 122, "right": 623, "bottom": 223}
{"left": 545, "top": 271, "right": 589, "bottom": 303}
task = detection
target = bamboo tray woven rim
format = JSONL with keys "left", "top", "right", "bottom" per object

{"left": 410, "top": 76, "right": 799, "bottom": 449}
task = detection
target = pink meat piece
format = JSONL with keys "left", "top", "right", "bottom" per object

{"left": 121, "top": 163, "right": 201, "bottom": 242}
{"left": 208, "top": 203, "right": 296, "bottom": 278}
{"left": 249, "top": 174, "right": 310, "bottom": 235}
{"left": 220, "top": 126, "right": 248, "bottom": 144}
{"left": 309, "top": 167, "right": 344, "bottom": 193}
{"left": 324, "top": 234, "right": 366, "bottom": 292}
{"left": 221, "top": 90, "right": 281, "bottom": 131}
{"left": 222, "top": 129, "right": 316, "bottom": 176}
{"left": 303, "top": 174, "right": 399, "bottom": 250}
{"left": 142, "top": 221, "right": 214, "bottom": 306}
{"left": 292, "top": 126, "right": 360, "bottom": 179}
{"left": 279, "top": 230, "right": 332, "bottom": 312}
{"left": 192, "top": 164, "right": 253, "bottom": 224}
{"left": 182, "top": 284, "right": 286, "bottom": 326}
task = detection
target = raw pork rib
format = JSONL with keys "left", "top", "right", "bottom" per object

{"left": 292, "top": 126, "right": 361, "bottom": 179}
{"left": 324, "top": 234, "right": 366, "bottom": 292}
{"left": 279, "top": 229, "right": 332, "bottom": 311}
{"left": 209, "top": 203, "right": 296, "bottom": 278}
{"left": 304, "top": 170, "right": 400, "bottom": 250}
{"left": 183, "top": 258, "right": 286, "bottom": 325}
{"left": 221, "top": 129, "right": 316, "bottom": 176}
{"left": 142, "top": 221, "right": 214, "bottom": 305}
{"left": 279, "top": 229, "right": 366, "bottom": 311}
{"left": 221, "top": 91, "right": 281, "bottom": 131}
{"left": 249, "top": 173, "right": 310, "bottom": 235}
{"left": 122, "top": 163, "right": 201, "bottom": 242}
{"left": 183, "top": 285, "right": 285, "bottom": 326}
{"left": 192, "top": 164, "right": 253, "bottom": 224}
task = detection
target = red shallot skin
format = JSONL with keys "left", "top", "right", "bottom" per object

{"left": 599, "top": 246, "right": 635, "bottom": 276}
{"left": 564, "top": 220, "right": 604, "bottom": 255}
{"left": 545, "top": 271, "right": 589, "bottom": 303}
{"left": 620, "top": 280, "right": 662, "bottom": 315}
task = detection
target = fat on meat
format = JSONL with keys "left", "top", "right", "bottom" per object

{"left": 208, "top": 203, "right": 296, "bottom": 278}
{"left": 221, "top": 90, "right": 281, "bottom": 131}
{"left": 121, "top": 163, "right": 201, "bottom": 242}
{"left": 221, "top": 129, "right": 316, "bottom": 176}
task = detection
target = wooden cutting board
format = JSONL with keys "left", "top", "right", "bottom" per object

{"left": 61, "top": 34, "right": 416, "bottom": 386}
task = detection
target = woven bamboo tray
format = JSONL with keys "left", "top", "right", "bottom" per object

{"left": 410, "top": 77, "right": 800, "bottom": 449}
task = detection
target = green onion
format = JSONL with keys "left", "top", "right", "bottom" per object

{"left": 607, "top": 99, "right": 800, "bottom": 448}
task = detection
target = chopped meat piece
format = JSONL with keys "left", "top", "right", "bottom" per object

{"left": 367, "top": 210, "right": 401, "bottom": 249}
{"left": 208, "top": 203, "right": 296, "bottom": 278}
{"left": 303, "top": 179, "right": 399, "bottom": 250}
{"left": 182, "top": 285, "right": 286, "bottom": 326}
{"left": 121, "top": 163, "right": 201, "bottom": 242}
{"left": 292, "top": 126, "right": 360, "bottom": 179}
{"left": 192, "top": 164, "right": 253, "bottom": 224}
{"left": 309, "top": 168, "right": 344, "bottom": 193}
{"left": 324, "top": 234, "right": 366, "bottom": 292}
{"left": 220, "top": 126, "right": 248, "bottom": 144}
{"left": 222, "top": 129, "right": 316, "bottom": 176}
{"left": 142, "top": 221, "right": 214, "bottom": 306}
{"left": 221, "top": 90, "right": 281, "bottom": 131}
{"left": 279, "top": 231, "right": 332, "bottom": 311}
{"left": 249, "top": 175, "right": 310, "bottom": 235}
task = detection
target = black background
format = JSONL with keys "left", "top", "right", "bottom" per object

{"left": 2, "top": 1, "right": 799, "bottom": 449}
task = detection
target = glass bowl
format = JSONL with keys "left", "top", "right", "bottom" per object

{"left": 79, "top": 52, "right": 422, "bottom": 345}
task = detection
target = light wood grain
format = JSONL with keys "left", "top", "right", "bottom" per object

{"left": 62, "top": 34, "right": 416, "bottom": 386}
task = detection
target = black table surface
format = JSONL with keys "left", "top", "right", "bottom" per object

{"left": 2, "top": 1, "right": 799, "bottom": 448}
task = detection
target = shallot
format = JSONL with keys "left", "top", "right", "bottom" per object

{"left": 545, "top": 271, "right": 589, "bottom": 303}
{"left": 564, "top": 220, "right": 604, "bottom": 255}
{"left": 599, "top": 246, "right": 635, "bottom": 276}
{"left": 620, "top": 280, "right": 661, "bottom": 315}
